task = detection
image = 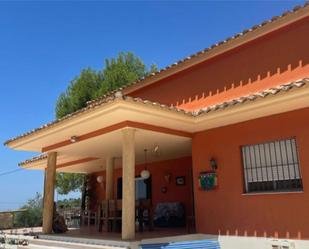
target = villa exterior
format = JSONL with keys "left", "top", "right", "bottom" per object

{"left": 5, "top": 3, "right": 309, "bottom": 248}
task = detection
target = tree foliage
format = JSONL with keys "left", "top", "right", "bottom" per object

{"left": 56, "top": 52, "right": 156, "bottom": 119}
{"left": 56, "top": 173, "right": 85, "bottom": 195}
{"left": 55, "top": 52, "right": 157, "bottom": 195}
{"left": 14, "top": 194, "right": 82, "bottom": 228}
{"left": 57, "top": 198, "right": 81, "bottom": 209}
{"left": 14, "top": 193, "right": 43, "bottom": 228}
{"left": 55, "top": 68, "right": 103, "bottom": 119}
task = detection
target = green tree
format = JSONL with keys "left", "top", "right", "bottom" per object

{"left": 56, "top": 68, "right": 103, "bottom": 119}
{"left": 56, "top": 173, "right": 85, "bottom": 195}
{"left": 57, "top": 198, "right": 81, "bottom": 209}
{"left": 55, "top": 52, "right": 157, "bottom": 195}
{"left": 97, "top": 52, "right": 151, "bottom": 94}
{"left": 14, "top": 193, "right": 43, "bottom": 228}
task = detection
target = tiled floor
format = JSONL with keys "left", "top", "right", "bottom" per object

{"left": 53, "top": 225, "right": 189, "bottom": 242}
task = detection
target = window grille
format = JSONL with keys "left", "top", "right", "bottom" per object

{"left": 241, "top": 138, "right": 303, "bottom": 193}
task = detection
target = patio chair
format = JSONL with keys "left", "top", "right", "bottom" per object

{"left": 136, "top": 199, "right": 153, "bottom": 232}
{"left": 81, "top": 209, "right": 97, "bottom": 227}
{"left": 108, "top": 200, "right": 122, "bottom": 232}
{"left": 97, "top": 200, "right": 109, "bottom": 232}
{"left": 116, "top": 199, "right": 122, "bottom": 218}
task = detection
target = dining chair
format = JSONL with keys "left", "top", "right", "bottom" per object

{"left": 136, "top": 199, "right": 153, "bottom": 232}
{"left": 98, "top": 200, "right": 109, "bottom": 232}
{"left": 115, "top": 199, "right": 123, "bottom": 232}
{"left": 108, "top": 200, "right": 122, "bottom": 232}
{"left": 81, "top": 209, "right": 97, "bottom": 227}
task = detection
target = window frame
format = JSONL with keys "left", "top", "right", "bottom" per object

{"left": 240, "top": 137, "right": 303, "bottom": 194}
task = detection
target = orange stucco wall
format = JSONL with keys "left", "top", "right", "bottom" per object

{"left": 91, "top": 157, "right": 194, "bottom": 216}
{"left": 192, "top": 107, "right": 309, "bottom": 239}
{"left": 130, "top": 17, "right": 309, "bottom": 111}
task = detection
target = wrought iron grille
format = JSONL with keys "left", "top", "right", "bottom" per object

{"left": 241, "top": 138, "right": 303, "bottom": 193}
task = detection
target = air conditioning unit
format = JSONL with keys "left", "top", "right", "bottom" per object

{"left": 269, "top": 239, "right": 296, "bottom": 249}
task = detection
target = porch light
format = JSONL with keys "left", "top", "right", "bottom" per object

{"left": 70, "top": 136, "right": 78, "bottom": 143}
{"left": 141, "top": 149, "right": 150, "bottom": 179}
{"left": 141, "top": 169, "right": 150, "bottom": 179}
{"left": 210, "top": 158, "right": 218, "bottom": 170}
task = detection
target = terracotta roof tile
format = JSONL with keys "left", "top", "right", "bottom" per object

{"left": 19, "top": 154, "right": 47, "bottom": 166}
{"left": 4, "top": 93, "right": 190, "bottom": 146}
{"left": 192, "top": 78, "right": 309, "bottom": 116}
{"left": 18, "top": 78, "right": 309, "bottom": 166}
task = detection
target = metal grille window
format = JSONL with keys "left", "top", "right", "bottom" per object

{"left": 241, "top": 138, "right": 303, "bottom": 193}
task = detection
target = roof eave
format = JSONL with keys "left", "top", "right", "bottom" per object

{"left": 4, "top": 97, "right": 194, "bottom": 151}
{"left": 117, "top": 4, "right": 309, "bottom": 96}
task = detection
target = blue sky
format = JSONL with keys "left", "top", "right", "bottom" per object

{"left": 0, "top": 0, "right": 305, "bottom": 211}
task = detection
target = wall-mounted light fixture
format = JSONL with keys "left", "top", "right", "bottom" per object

{"left": 70, "top": 136, "right": 78, "bottom": 143}
{"left": 210, "top": 158, "right": 218, "bottom": 171}
{"left": 97, "top": 175, "right": 104, "bottom": 184}
{"left": 96, "top": 175, "right": 105, "bottom": 188}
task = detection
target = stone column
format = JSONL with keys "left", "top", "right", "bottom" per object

{"left": 105, "top": 157, "right": 114, "bottom": 200}
{"left": 42, "top": 152, "right": 57, "bottom": 234}
{"left": 121, "top": 128, "right": 136, "bottom": 240}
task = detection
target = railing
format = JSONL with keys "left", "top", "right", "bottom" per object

{"left": 57, "top": 208, "right": 81, "bottom": 228}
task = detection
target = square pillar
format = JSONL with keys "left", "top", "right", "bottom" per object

{"left": 121, "top": 128, "right": 136, "bottom": 240}
{"left": 105, "top": 157, "right": 114, "bottom": 200}
{"left": 42, "top": 152, "right": 57, "bottom": 234}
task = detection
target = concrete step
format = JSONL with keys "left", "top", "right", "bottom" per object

{"left": 26, "top": 238, "right": 129, "bottom": 249}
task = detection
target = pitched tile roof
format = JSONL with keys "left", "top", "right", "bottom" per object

{"left": 19, "top": 154, "right": 47, "bottom": 166}
{"left": 5, "top": 78, "right": 309, "bottom": 147}
{"left": 87, "top": 1, "right": 309, "bottom": 106}
{"left": 3, "top": 92, "right": 189, "bottom": 146}
{"left": 192, "top": 78, "right": 309, "bottom": 116}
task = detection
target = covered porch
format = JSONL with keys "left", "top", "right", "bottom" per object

{"left": 19, "top": 117, "right": 194, "bottom": 240}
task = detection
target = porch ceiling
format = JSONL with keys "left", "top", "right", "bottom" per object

{"left": 21, "top": 128, "right": 192, "bottom": 173}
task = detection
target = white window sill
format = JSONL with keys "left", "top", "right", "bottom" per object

{"left": 242, "top": 191, "right": 304, "bottom": 196}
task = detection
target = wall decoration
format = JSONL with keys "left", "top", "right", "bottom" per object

{"left": 199, "top": 171, "right": 218, "bottom": 191}
{"left": 164, "top": 172, "right": 172, "bottom": 184}
{"left": 176, "top": 176, "right": 185, "bottom": 186}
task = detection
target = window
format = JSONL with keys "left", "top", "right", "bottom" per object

{"left": 135, "top": 179, "right": 147, "bottom": 200}
{"left": 241, "top": 138, "right": 303, "bottom": 193}
{"left": 117, "top": 177, "right": 152, "bottom": 200}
